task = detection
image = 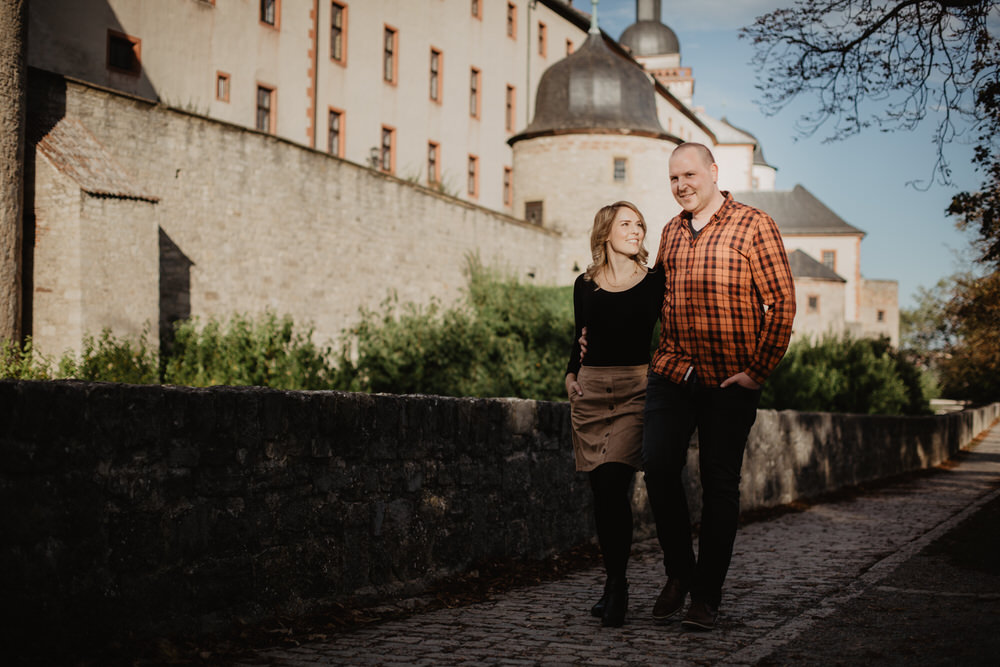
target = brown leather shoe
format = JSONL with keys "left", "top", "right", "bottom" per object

{"left": 681, "top": 600, "right": 718, "bottom": 631}
{"left": 651, "top": 578, "right": 688, "bottom": 621}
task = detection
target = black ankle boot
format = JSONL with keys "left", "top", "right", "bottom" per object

{"left": 601, "top": 577, "right": 628, "bottom": 627}
{"left": 590, "top": 589, "right": 608, "bottom": 618}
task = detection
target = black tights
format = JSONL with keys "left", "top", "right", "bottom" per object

{"left": 589, "top": 462, "right": 636, "bottom": 581}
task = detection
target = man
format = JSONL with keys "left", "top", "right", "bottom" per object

{"left": 645, "top": 142, "right": 795, "bottom": 630}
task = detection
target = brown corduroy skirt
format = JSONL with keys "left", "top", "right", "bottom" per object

{"left": 569, "top": 364, "right": 648, "bottom": 472}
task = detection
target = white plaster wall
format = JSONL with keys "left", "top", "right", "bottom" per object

{"left": 783, "top": 235, "right": 862, "bottom": 322}
{"left": 790, "top": 278, "right": 847, "bottom": 343}
{"left": 713, "top": 143, "right": 754, "bottom": 192}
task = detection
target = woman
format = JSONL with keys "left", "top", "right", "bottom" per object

{"left": 566, "top": 201, "right": 664, "bottom": 627}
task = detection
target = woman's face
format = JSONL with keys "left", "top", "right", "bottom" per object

{"left": 606, "top": 207, "right": 645, "bottom": 259}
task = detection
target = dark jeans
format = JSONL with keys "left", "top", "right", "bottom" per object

{"left": 589, "top": 462, "right": 636, "bottom": 582}
{"left": 642, "top": 371, "right": 761, "bottom": 607}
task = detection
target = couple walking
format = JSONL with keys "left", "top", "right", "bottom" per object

{"left": 565, "top": 143, "right": 796, "bottom": 629}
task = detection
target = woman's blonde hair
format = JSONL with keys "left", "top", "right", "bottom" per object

{"left": 583, "top": 201, "right": 649, "bottom": 281}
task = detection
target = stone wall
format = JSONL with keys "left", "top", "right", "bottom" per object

{"left": 2, "top": 379, "right": 997, "bottom": 654}
{"left": 27, "top": 70, "right": 562, "bottom": 357}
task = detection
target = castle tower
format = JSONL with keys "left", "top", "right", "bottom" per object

{"left": 618, "top": 0, "right": 693, "bottom": 106}
{"left": 508, "top": 1, "right": 673, "bottom": 281}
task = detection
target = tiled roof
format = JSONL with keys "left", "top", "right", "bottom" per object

{"left": 787, "top": 249, "right": 846, "bottom": 282}
{"left": 36, "top": 117, "right": 159, "bottom": 202}
{"left": 734, "top": 185, "right": 863, "bottom": 236}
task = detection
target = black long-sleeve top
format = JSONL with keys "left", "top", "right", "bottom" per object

{"left": 566, "top": 266, "right": 665, "bottom": 377}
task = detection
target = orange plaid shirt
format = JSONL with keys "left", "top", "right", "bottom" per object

{"left": 651, "top": 192, "right": 796, "bottom": 386}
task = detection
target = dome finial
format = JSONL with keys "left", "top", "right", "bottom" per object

{"left": 589, "top": 0, "right": 600, "bottom": 35}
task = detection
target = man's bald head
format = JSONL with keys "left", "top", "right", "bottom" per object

{"left": 671, "top": 142, "right": 716, "bottom": 169}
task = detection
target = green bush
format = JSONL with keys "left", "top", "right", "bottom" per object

{"left": 56, "top": 328, "right": 160, "bottom": 384}
{"left": 163, "top": 312, "right": 336, "bottom": 390}
{"left": 760, "top": 334, "right": 932, "bottom": 415}
{"left": 0, "top": 337, "right": 53, "bottom": 380}
{"left": 334, "top": 259, "right": 575, "bottom": 400}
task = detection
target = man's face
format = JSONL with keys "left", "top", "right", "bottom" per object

{"left": 669, "top": 148, "right": 718, "bottom": 216}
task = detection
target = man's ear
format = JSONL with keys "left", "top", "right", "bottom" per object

{"left": 711, "top": 163, "right": 719, "bottom": 183}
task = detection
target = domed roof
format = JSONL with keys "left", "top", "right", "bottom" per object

{"left": 509, "top": 32, "right": 666, "bottom": 144}
{"left": 619, "top": 20, "right": 679, "bottom": 57}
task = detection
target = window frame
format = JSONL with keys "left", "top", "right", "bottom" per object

{"left": 215, "top": 71, "right": 230, "bottom": 102}
{"left": 506, "top": 2, "right": 517, "bottom": 39}
{"left": 503, "top": 166, "right": 512, "bottom": 207}
{"left": 106, "top": 29, "right": 141, "bottom": 76}
{"left": 331, "top": 1, "right": 348, "bottom": 64}
{"left": 821, "top": 250, "right": 837, "bottom": 271}
{"left": 566, "top": 38, "right": 574, "bottom": 55}
{"left": 525, "top": 200, "right": 543, "bottom": 226}
{"left": 469, "top": 67, "right": 481, "bottom": 118}
{"left": 807, "top": 295, "right": 820, "bottom": 313}
{"left": 328, "top": 107, "right": 344, "bottom": 157}
{"left": 255, "top": 83, "right": 275, "bottom": 133}
{"left": 471, "top": 0, "right": 481, "bottom": 20}
{"left": 383, "top": 24, "right": 399, "bottom": 85}
{"left": 505, "top": 84, "right": 516, "bottom": 132}
{"left": 430, "top": 47, "right": 442, "bottom": 103}
{"left": 428, "top": 141, "right": 441, "bottom": 186}
{"left": 613, "top": 157, "right": 627, "bottom": 182}
{"left": 467, "top": 154, "right": 479, "bottom": 198}
{"left": 380, "top": 125, "right": 396, "bottom": 174}
{"left": 260, "top": 0, "right": 280, "bottom": 28}
{"left": 538, "top": 21, "right": 547, "bottom": 57}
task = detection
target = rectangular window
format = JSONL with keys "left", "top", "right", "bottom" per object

{"left": 807, "top": 295, "right": 819, "bottom": 313}
{"left": 381, "top": 125, "right": 395, "bottom": 173}
{"left": 260, "top": 0, "right": 279, "bottom": 27}
{"left": 107, "top": 30, "right": 141, "bottom": 76}
{"left": 822, "top": 250, "right": 836, "bottom": 270}
{"left": 877, "top": 309, "right": 885, "bottom": 322}
{"left": 506, "top": 2, "right": 517, "bottom": 39}
{"left": 566, "top": 38, "right": 573, "bottom": 55}
{"left": 467, "top": 155, "right": 479, "bottom": 198}
{"left": 430, "top": 48, "right": 442, "bottom": 102}
{"left": 471, "top": 0, "right": 480, "bottom": 19}
{"left": 215, "top": 71, "right": 230, "bottom": 102}
{"left": 383, "top": 25, "right": 398, "bottom": 83}
{"left": 538, "top": 21, "right": 547, "bottom": 57}
{"left": 331, "top": 2, "right": 347, "bottom": 63}
{"left": 328, "top": 108, "right": 343, "bottom": 157}
{"left": 503, "top": 167, "right": 512, "bottom": 206}
{"left": 613, "top": 157, "right": 627, "bottom": 182}
{"left": 256, "top": 85, "right": 274, "bottom": 133}
{"left": 525, "top": 200, "right": 543, "bottom": 226}
{"left": 505, "top": 85, "right": 515, "bottom": 131}
{"left": 428, "top": 141, "right": 440, "bottom": 185}
{"left": 469, "top": 67, "right": 481, "bottom": 118}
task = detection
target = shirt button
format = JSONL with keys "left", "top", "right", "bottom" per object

{"left": 606, "top": 387, "right": 612, "bottom": 393}
{"left": 608, "top": 404, "right": 615, "bottom": 411}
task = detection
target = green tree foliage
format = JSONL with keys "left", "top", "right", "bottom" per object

{"left": 742, "top": 1, "right": 999, "bottom": 187}
{"left": 162, "top": 312, "right": 336, "bottom": 389}
{"left": 938, "top": 271, "right": 1000, "bottom": 404}
{"left": 761, "top": 334, "right": 931, "bottom": 415}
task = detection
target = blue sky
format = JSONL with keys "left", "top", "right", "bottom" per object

{"left": 594, "top": 0, "right": 982, "bottom": 308}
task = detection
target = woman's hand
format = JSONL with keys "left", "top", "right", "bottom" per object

{"left": 566, "top": 373, "right": 583, "bottom": 398}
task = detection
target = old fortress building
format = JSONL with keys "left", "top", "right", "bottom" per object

{"left": 9, "top": 0, "right": 897, "bottom": 358}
